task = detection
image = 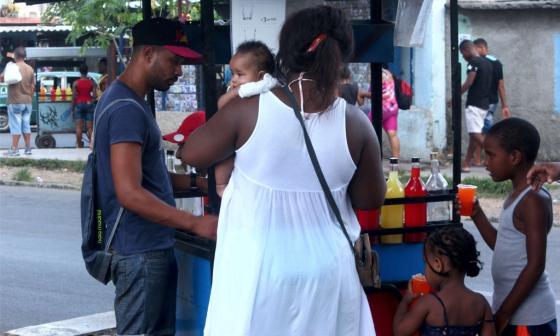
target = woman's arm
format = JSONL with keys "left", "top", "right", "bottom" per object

{"left": 346, "top": 105, "right": 385, "bottom": 209}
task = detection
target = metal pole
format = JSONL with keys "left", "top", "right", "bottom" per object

{"left": 370, "top": 0, "right": 383, "bottom": 156}
{"left": 142, "top": 0, "right": 156, "bottom": 116}
{"left": 450, "top": 0, "right": 461, "bottom": 224}
{"left": 201, "top": 0, "right": 220, "bottom": 214}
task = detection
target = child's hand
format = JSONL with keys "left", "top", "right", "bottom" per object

{"left": 454, "top": 195, "right": 483, "bottom": 219}
{"left": 402, "top": 280, "right": 420, "bottom": 304}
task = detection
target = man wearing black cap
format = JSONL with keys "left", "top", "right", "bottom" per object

{"left": 93, "top": 18, "right": 215, "bottom": 335}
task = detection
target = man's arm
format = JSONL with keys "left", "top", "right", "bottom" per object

{"left": 461, "top": 71, "right": 477, "bottom": 94}
{"left": 111, "top": 142, "right": 216, "bottom": 239}
{"left": 497, "top": 79, "right": 510, "bottom": 118}
{"left": 494, "top": 193, "right": 550, "bottom": 333}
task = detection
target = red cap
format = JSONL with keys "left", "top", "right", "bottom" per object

{"left": 162, "top": 111, "right": 206, "bottom": 144}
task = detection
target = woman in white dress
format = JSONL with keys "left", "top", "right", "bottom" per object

{"left": 182, "top": 5, "right": 386, "bottom": 336}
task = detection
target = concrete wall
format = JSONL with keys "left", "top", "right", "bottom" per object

{"left": 455, "top": 9, "right": 560, "bottom": 160}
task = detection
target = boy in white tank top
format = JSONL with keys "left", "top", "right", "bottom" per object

{"left": 464, "top": 117, "right": 556, "bottom": 336}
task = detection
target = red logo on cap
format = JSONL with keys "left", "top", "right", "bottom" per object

{"left": 175, "top": 29, "right": 188, "bottom": 44}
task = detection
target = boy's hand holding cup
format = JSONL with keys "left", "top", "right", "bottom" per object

{"left": 457, "top": 184, "right": 478, "bottom": 217}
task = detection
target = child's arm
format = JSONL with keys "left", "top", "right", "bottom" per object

{"left": 494, "top": 193, "right": 550, "bottom": 334}
{"left": 217, "top": 87, "right": 239, "bottom": 110}
{"left": 393, "top": 290, "right": 428, "bottom": 336}
{"left": 215, "top": 156, "right": 234, "bottom": 197}
{"left": 470, "top": 199, "right": 497, "bottom": 250}
{"left": 480, "top": 296, "right": 497, "bottom": 336}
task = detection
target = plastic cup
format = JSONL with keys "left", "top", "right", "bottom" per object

{"left": 411, "top": 274, "right": 431, "bottom": 295}
{"left": 458, "top": 184, "right": 477, "bottom": 216}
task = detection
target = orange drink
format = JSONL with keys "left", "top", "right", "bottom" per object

{"left": 457, "top": 184, "right": 477, "bottom": 216}
{"left": 411, "top": 274, "right": 431, "bottom": 295}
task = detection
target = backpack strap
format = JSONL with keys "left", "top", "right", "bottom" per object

{"left": 91, "top": 97, "right": 146, "bottom": 252}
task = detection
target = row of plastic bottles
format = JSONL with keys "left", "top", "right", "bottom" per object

{"left": 165, "top": 150, "right": 205, "bottom": 216}
{"left": 39, "top": 86, "right": 73, "bottom": 100}
{"left": 357, "top": 152, "right": 451, "bottom": 244}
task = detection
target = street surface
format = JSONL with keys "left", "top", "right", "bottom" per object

{"left": 0, "top": 186, "right": 558, "bottom": 331}
{"left": 0, "top": 186, "right": 113, "bottom": 332}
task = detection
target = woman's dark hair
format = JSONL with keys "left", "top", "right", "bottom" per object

{"left": 276, "top": 5, "right": 354, "bottom": 105}
{"left": 235, "top": 40, "right": 274, "bottom": 74}
{"left": 79, "top": 63, "right": 88, "bottom": 76}
{"left": 426, "top": 227, "right": 482, "bottom": 277}
{"left": 487, "top": 117, "right": 540, "bottom": 164}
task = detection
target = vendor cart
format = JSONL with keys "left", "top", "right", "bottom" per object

{"left": 26, "top": 47, "right": 105, "bottom": 148}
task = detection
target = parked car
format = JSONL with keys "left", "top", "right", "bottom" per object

{"left": 0, "top": 71, "right": 101, "bottom": 132}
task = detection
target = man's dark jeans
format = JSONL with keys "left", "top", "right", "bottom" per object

{"left": 111, "top": 248, "right": 177, "bottom": 335}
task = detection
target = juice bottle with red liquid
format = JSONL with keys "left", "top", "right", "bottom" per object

{"left": 404, "top": 157, "right": 427, "bottom": 242}
{"left": 356, "top": 208, "right": 380, "bottom": 231}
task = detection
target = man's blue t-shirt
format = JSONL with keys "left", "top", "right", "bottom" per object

{"left": 95, "top": 80, "right": 175, "bottom": 255}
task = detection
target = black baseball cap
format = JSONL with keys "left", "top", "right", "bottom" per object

{"left": 132, "top": 18, "right": 203, "bottom": 62}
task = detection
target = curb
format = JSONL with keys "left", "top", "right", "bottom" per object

{"left": 5, "top": 311, "right": 115, "bottom": 336}
{"left": 0, "top": 179, "right": 80, "bottom": 191}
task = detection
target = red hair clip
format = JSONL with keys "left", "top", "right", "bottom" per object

{"left": 306, "top": 34, "right": 327, "bottom": 53}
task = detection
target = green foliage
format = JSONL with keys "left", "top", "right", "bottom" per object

{"left": 42, "top": 0, "right": 141, "bottom": 48}
{"left": 12, "top": 168, "right": 33, "bottom": 182}
{"left": 460, "top": 176, "right": 513, "bottom": 197}
{"left": 0, "top": 158, "right": 85, "bottom": 173}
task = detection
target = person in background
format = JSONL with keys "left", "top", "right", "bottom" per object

{"left": 458, "top": 40, "right": 493, "bottom": 172}
{"left": 394, "top": 227, "right": 495, "bottom": 336}
{"left": 1, "top": 47, "right": 34, "bottom": 156}
{"left": 182, "top": 5, "right": 385, "bottom": 335}
{"left": 97, "top": 57, "right": 108, "bottom": 97}
{"left": 338, "top": 64, "right": 360, "bottom": 105}
{"left": 93, "top": 18, "right": 217, "bottom": 335}
{"left": 473, "top": 38, "right": 510, "bottom": 131}
{"left": 72, "top": 63, "right": 97, "bottom": 148}
{"left": 467, "top": 118, "right": 556, "bottom": 335}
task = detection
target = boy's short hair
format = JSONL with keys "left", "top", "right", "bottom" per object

{"left": 487, "top": 117, "right": 540, "bottom": 164}
{"left": 473, "top": 38, "right": 488, "bottom": 48}
{"left": 340, "top": 65, "right": 351, "bottom": 80}
{"left": 235, "top": 41, "right": 274, "bottom": 74}
{"left": 459, "top": 39, "right": 474, "bottom": 51}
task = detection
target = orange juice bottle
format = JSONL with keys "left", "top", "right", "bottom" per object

{"left": 380, "top": 157, "right": 404, "bottom": 243}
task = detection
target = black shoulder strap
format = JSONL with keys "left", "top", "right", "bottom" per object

{"left": 92, "top": 98, "right": 145, "bottom": 252}
{"left": 430, "top": 293, "right": 450, "bottom": 329}
{"left": 280, "top": 85, "right": 354, "bottom": 253}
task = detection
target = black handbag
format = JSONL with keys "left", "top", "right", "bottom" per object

{"left": 80, "top": 98, "right": 142, "bottom": 284}
{"left": 281, "top": 85, "right": 381, "bottom": 288}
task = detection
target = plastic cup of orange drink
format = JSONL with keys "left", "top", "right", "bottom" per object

{"left": 457, "top": 184, "right": 477, "bottom": 216}
{"left": 411, "top": 274, "right": 431, "bottom": 295}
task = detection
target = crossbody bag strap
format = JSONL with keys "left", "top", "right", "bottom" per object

{"left": 93, "top": 98, "right": 146, "bottom": 251}
{"left": 281, "top": 85, "right": 354, "bottom": 253}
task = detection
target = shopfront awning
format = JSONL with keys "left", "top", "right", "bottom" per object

{"left": 0, "top": 25, "right": 72, "bottom": 33}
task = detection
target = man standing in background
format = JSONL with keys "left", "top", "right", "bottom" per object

{"left": 458, "top": 40, "right": 493, "bottom": 172}
{"left": 2, "top": 47, "right": 35, "bottom": 156}
{"left": 474, "top": 38, "right": 511, "bottom": 132}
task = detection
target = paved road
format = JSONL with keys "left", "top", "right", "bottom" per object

{"left": 0, "top": 132, "right": 81, "bottom": 150}
{"left": 0, "top": 186, "right": 558, "bottom": 331}
{"left": 0, "top": 186, "right": 113, "bottom": 332}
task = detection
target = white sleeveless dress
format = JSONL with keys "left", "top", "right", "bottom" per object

{"left": 204, "top": 91, "right": 376, "bottom": 336}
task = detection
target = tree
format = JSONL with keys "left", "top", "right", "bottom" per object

{"left": 42, "top": 0, "right": 142, "bottom": 49}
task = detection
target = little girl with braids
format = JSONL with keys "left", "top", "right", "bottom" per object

{"left": 394, "top": 227, "right": 495, "bottom": 336}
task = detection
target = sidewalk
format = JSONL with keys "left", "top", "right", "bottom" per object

{"left": 0, "top": 147, "right": 492, "bottom": 179}
{"left": 1, "top": 148, "right": 90, "bottom": 161}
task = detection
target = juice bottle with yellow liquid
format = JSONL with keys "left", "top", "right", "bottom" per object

{"left": 380, "top": 157, "right": 404, "bottom": 243}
